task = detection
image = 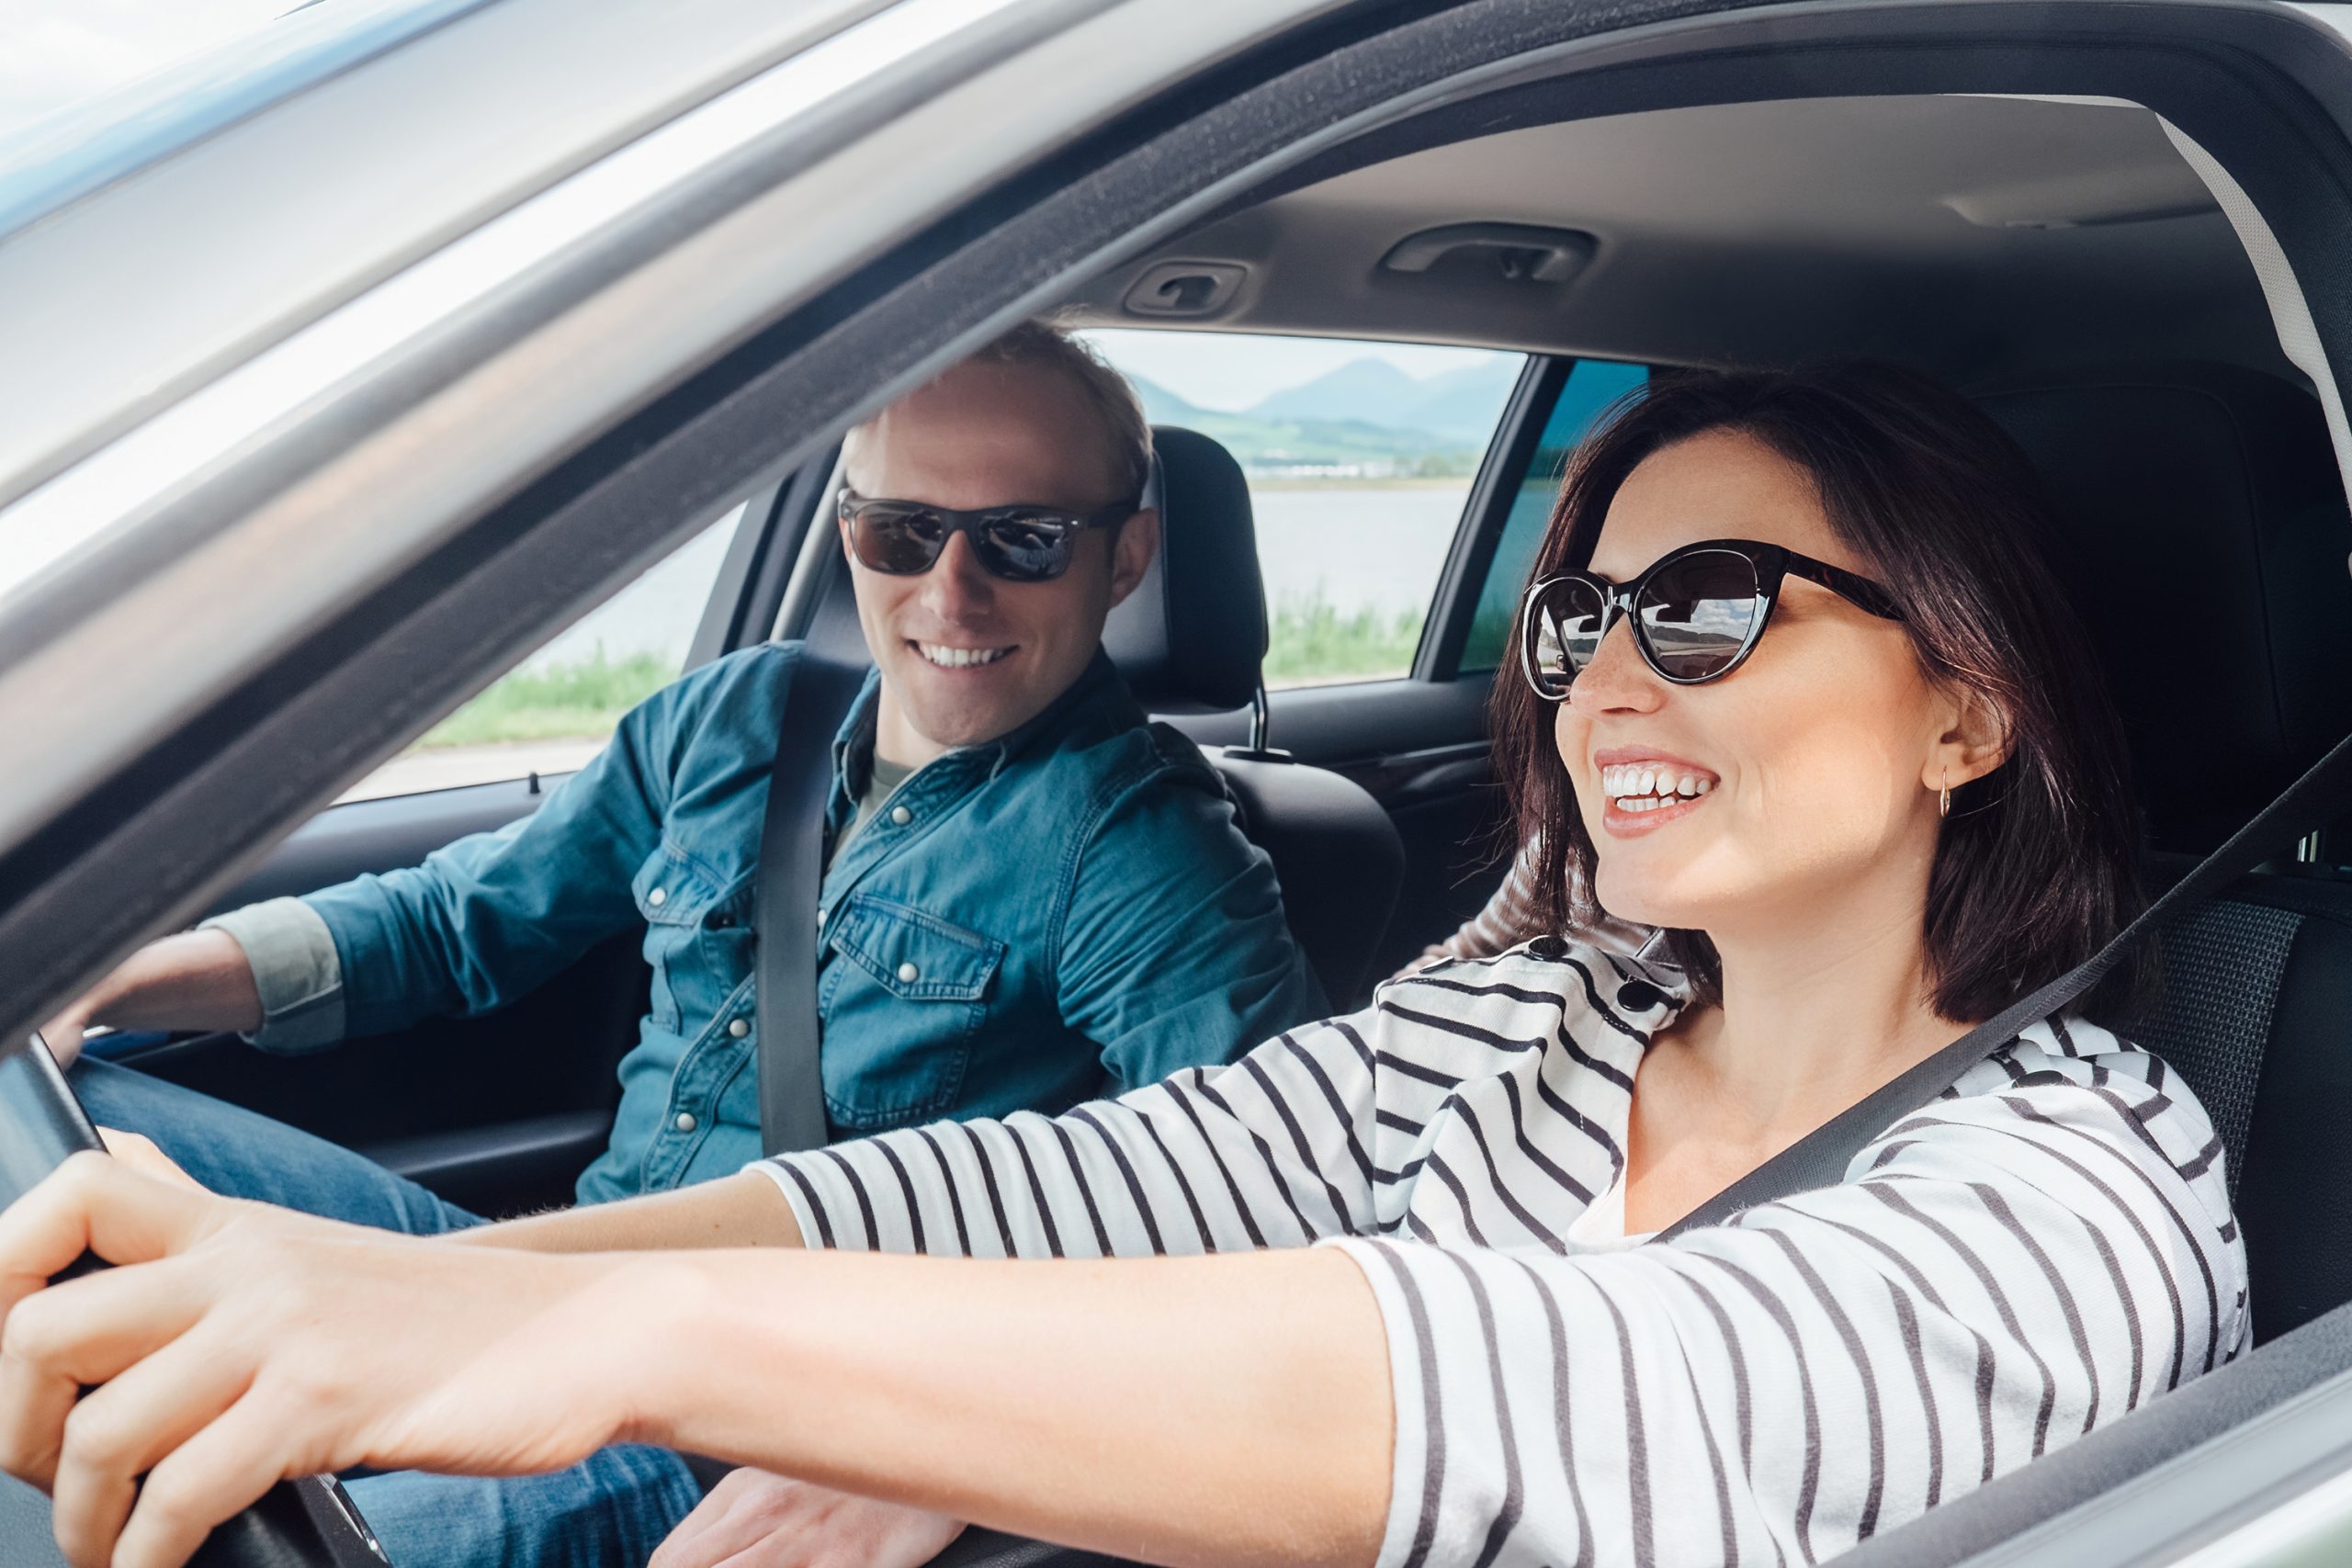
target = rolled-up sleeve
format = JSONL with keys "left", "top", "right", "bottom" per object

{"left": 200, "top": 897, "right": 345, "bottom": 1054}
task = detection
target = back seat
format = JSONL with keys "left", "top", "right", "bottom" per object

{"left": 1981, "top": 365, "right": 2352, "bottom": 1342}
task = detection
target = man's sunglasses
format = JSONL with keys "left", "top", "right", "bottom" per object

{"left": 839, "top": 490, "right": 1136, "bottom": 583}
{"left": 1520, "top": 537, "right": 1905, "bottom": 697}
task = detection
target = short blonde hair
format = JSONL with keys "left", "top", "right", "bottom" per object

{"left": 849, "top": 320, "right": 1153, "bottom": 502}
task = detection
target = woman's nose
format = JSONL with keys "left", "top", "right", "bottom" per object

{"left": 1567, "top": 618, "right": 1664, "bottom": 713}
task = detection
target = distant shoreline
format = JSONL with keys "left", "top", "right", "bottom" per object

{"left": 1244, "top": 476, "right": 1473, "bottom": 491}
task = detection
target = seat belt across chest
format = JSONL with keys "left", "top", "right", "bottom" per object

{"left": 1657, "top": 723, "right": 2352, "bottom": 1240}
{"left": 753, "top": 645, "right": 869, "bottom": 1156}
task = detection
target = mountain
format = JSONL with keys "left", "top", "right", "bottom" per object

{"left": 1130, "top": 375, "right": 1211, "bottom": 426}
{"left": 1125, "top": 362, "right": 1507, "bottom": 478}
{"left": 1233, "top": 354, "right": 1520, "bottom": 443}
{"left": 1244, "top": 358, "right": 1424, "bottom": 426}
{"left": 1398, "top": 358, "right": 1521, "bottom": 440}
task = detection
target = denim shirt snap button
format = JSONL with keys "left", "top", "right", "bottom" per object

{"left": 890, "top": 805, "right": 913, "bottom": 826}
{"left": 648, "top": 887, "right": 667, "bottom": 908}
{"left": 673, "top": 1111, "right": 697, "bottom": 1133}
{"left": 729, "top": 1019, "right": 749, "bottom": 1039}
{"left": 898, "top": 962, "right": 921, "bottom": 983}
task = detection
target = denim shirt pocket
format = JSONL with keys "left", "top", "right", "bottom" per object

{"left": 631, "top": 842, "right": 722, "bottom": 1034}
{"left": 820, "top": 893, "right": 1005, "bottom": 1131}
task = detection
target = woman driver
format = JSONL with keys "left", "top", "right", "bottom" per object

{"left": 0, "top": 362, "right": 2243, "bottom": 1568}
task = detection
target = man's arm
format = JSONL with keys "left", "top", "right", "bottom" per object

{"left": 39, "top": 931, "right": 263, "bottom": 1067}
{"left": 1055, "top": 751, "right": 1326, "bottom": 1090}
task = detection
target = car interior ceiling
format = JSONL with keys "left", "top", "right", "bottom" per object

{"left": 1053, "top": 91, "right": 2352, "bottom": 1345}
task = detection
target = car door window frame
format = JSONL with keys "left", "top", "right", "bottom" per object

{"left": 1412, "top": 354, "right": 1570, "bottom": 683}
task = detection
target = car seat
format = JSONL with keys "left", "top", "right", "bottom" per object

{"left": 1981, "top": 364, "right": 2352, "bottom": 1342}
{"left": 1106, "top": 426, "right": 1408, "bottom": 1010}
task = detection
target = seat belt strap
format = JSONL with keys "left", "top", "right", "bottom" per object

{"left": 1657, "top": 723, "right": 2352, "bottom": 1241}
{"left": 754, "top": 645, "right": 869, "bottom": 1157}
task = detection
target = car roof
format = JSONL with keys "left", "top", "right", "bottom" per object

{"left": 1062, "top": 93, "right": 2292, "bottom": 388}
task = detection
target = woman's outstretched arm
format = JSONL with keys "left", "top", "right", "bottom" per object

{"left": 0, "top": 1156, "right": 1391, "bottom": 1568}
{"left": 462, "top": 1009, "right": 1396, "bottom": 1262}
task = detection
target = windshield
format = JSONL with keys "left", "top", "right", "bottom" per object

{"left": 0, "top": 0, "right": 492, "bottom": 243}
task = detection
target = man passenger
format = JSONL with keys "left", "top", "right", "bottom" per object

{"left": 44, "top": 320, "right": 1323, "bottom": 1565}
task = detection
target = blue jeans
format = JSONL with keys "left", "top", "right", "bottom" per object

{"left": 71, "top": 1058, "right": 707, "bottom": 1568}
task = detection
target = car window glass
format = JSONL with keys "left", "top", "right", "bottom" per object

{"left": 1457, "top": 359, "right": 1653, "bottom": 673}
{"left": 1082, "top": 329, "right": 1524, "bottom": 688}
{"left": 337, "top": 505, "right": 744, "bottom": 803}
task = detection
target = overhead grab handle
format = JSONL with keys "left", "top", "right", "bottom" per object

{"left": 1377, "top": 223, "right": 1597, "bottom": 285}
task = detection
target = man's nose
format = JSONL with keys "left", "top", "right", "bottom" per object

{"left": 918, "top": 530, "right": 997, "bottom": 620}
{"left": 1566, "top": 618, "right": 1665, "bottom": 714}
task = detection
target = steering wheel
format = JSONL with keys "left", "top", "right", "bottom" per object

{"left": 0, "top": 1032, "right": 390, "bottom": 1568}
{"left": 0, "top": 1033, "right": 1148, "bottom": 1568}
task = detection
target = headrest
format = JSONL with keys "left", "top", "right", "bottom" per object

{"left": 1975, "top": 364, "right": 2352, "bottom": 852}
{"left": 1102, "top": 426, "right": 1267, "bottom": 714}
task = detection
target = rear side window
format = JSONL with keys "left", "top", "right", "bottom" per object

{"left": 1456, "top": 359, "right": 1652, "bottom": 672}
{"left": 1082, "top": 329, "right": 1524, "bottom": 688}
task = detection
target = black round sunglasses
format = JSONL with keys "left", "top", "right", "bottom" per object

{"left": 839, "top": 489, "right": 1136, "bottom": 583}
{"left": 1520, "top": 537, "right": 1905, "bottom": 697}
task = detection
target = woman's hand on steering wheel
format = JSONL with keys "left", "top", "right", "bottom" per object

{"left": 0, "top": 1154, "right": 659, "bottom": 1568}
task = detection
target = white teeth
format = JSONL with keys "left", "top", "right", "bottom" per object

{"left": 916, "top": 643, "right": 1012, "bottom": 669}
{"left": 1598, "top": 762, "right": 1716, "bottom": 810}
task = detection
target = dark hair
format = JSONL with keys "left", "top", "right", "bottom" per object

{"left": 1494, "top": 361, "right": 2152, "bottom": 1022}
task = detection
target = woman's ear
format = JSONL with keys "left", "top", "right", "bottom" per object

{"left": 1926, "top": 683, "right": 2012, "bottom": 793}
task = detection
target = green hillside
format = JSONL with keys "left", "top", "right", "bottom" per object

{"left": 1131, "top": 377, "right": 1484, "bottom": 477}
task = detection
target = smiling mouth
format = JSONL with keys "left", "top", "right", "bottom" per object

{"left": 1599, "top": 761, "right": 1718, "bottom": 813}
{"left": 912, "top": 641, "right": 1014, "bottom": 669}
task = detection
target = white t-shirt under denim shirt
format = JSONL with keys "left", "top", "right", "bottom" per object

{"left": 756, "top": 938, "right": 2246, "bottom": 1568}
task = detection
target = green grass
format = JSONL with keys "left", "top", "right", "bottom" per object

{"left": 418, "top": 649, "right": 677, "bottom": 749}
{"left": 1264, "top": 592, "right": 1425, "bottom": 686}
{"left": 420, "top": 596, "right": 1427, "bottom": 751}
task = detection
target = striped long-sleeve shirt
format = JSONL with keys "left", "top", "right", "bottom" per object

{"left": 757, "top": 939, "right": 2246, "bottom": 1568}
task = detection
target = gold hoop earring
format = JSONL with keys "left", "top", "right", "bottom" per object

{"left": 1939, "top": 784, "right": 1951, "bottom": 818}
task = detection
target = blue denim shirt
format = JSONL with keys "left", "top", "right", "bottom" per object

{"left": 280, "top": 643, "right": 1322, "bottom": 1203}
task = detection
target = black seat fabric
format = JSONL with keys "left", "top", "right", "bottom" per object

{"left": 2118, "top": 874, "right": 2352, "bottom": 1345}
{"left": 1978, "top": 365, "right": 2352, "bottom": 853}
{"left": 1212, "top": 752, "right": 1406, "bottom": 1007}
{"left": 1102, "top": 426, "right": 1268, "bottom": 713}
{"left": 1988, "top": 365, "right": 2352, "bottom": 1344}
{"left": 1105, "top": 427, "right": 1405, "bottom": 1007}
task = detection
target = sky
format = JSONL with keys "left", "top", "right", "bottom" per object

{"left": 0, "top": 0, "right": 287, "bottom": 142}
